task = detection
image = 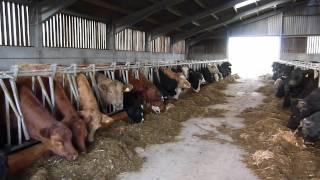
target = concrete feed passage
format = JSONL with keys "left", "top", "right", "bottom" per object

{"left": 118, "top": 79, "right": 265, "bottom": 180}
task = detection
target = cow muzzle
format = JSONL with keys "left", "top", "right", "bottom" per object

{"left": 151, "top": 106, "right": 161, "bottom": 114}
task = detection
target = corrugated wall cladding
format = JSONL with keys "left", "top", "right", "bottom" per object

{"left": 283, "top": 16, "right": 320, "bottom": 35}
{"left": 0, "top": 1, "right": 30, "bottom": 46}
{"left": 307, "top": 36, "right": 320, "bottom": 54}
{"left": 115, "top": 28, "right": 146, "bottom": 51}
{"left": 229, "top": 14, "right": 282, "bottom": 36}
{"left": 189, "top": 39, "right": 227, "bottom": 56}
{"left": 172, "top": 40, "right": 185, "bottom": 54}
{"left": 42, "top": 14, "right": 108, "bottom": 49}
{"left": 281, "top": 37, "right": 307, "bottom": 53}
{"left": 151, "top": 36, "right": 170, "bottom": 53}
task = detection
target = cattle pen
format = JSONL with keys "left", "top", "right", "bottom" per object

{"left": 0, "top": 0, "right": 320, "bottom": 179}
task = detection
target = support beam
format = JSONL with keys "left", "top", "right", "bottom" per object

{"left": 107, "top": 24, "right": 115, "bottom": 50}
{"left": 83, "top": 0, "right": 160, "bottom": 25}
{"left": 193, "top": 0, "right": 206, "bottom": 8}
{"left": 115, "top": 0, "right": 185, "bottom": 33}
{"left": 173, "top": 0, "right": 293, "bottom": 42}
{"left": 151, "top": 0, "right": 249, "bottom": 39}
{"left": 40, "top": 0, "right": 78, "bottom": 22}
{"left": 62, "top": 9, "right": 109, "bottom": 23}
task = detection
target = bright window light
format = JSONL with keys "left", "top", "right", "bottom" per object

{"left": 228, "top": 36, "right": 280, "bottom": 78}
{"left": 234, "top": 0, "right": 259, "bottom": 9}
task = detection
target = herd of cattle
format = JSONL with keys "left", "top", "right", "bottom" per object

{"left": 0, "top": 61, "right": 232, "bottom": 178}
{"left": 272, "top": 62, "right": 320, "bottom": 144}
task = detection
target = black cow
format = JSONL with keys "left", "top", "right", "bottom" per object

{"left": 188, "top": 69, "right": 206, "bottom": 92}
{"left": 200, "top": 67, "right": 214, "bottom": 83}
{"left": 153, "top": 68, "right": 177, "bottom": 99}
{"left": 218, "top": 62, "right": 232, "bottom": 78}
{"left": 288, "top": 88, "right": 320, "bottom": 130}
{"left": 0, "top": 151, "right": 8, "bottom": 180}
{"left": 123, "top": 91, "right": 144, "bottom": 123}
{"left": 302, "top": 111, "right": 320, "bottom": 144}
{"left": 283, "top": 69, "right": 317, "bottom": 108}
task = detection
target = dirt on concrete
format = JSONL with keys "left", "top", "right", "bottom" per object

{"left": 231, "top": 78, "right": 320, "bottom": 180}
{"left": 14, "top": 76, "right": 237, "bottom": 180}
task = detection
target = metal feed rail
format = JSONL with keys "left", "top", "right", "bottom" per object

{"left": 0, "top": 59, "right": 228, "bottom": 152}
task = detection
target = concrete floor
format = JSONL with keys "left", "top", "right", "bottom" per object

{"left": 117, "top": 79, "right": 264, "bottom": 180}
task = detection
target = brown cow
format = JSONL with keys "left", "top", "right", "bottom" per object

{"left": 54, "top": 81, "right": 88, "bottom": 152}
{"left": 19, "top": 86, "right": 78, "bottom": 161}
{"left": 96, "top": 73, "right": 132, "bottom": 110}
{"left": 161, "top": 67, "right": 191, "bottom": 99}
{"left": 76, "top": 74, "right": 114, "bottom": 142}
{"left": 128, "top": 71, "right": 165, "bottom": 113}
{"left": 8, "top": 143, "right": 50, "bottom": 174}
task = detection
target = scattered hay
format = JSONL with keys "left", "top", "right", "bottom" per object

{"left": 15, "top": 76, "right": 234, "bottom": 180}
{"left": 232, "top": 80, "right": 320, "bottom": 180}
{"left": 251, "top": 150, "right": 274, "bottom": 166}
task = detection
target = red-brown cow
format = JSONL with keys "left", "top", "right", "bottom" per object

{"left": 128, "top": 71, "right": 165, "bottom": 113}
{"left": 19, "top": 86, "right": 78, "bottom": 161}
{"left": 54, "top": 81, "right": 88, "bottom": 152}
{"left": 76, "top": 74, "right": 114, "bottom": 142}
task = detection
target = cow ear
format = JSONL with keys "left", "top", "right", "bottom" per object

{"left": 39, "top": 128, "right": 51, "bottom": 138}
{"left": 123, "top": 84, "right": 133, "bottom": 92}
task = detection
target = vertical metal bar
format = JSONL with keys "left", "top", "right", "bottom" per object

{"left": 0, "top": 1, "right": 2, "bottom": 46}
{"left": 2, "top": 1, "right": 7, "bottom": 45}
{"left": 42, "top": 22, "right": 46, "bottom": 47}
{"left": 7, "top": 2, "right": 12, "bottom": 46}
{"left": 26, "top": 5, "right": 30, "bottom": 46}
{"left": 45, "top": 20, "right": 49, "bottom": 47}
{"left": 12, "top": 2, "right": 17, "bottom": 46}
{"left": 21, "top": 4, "right": 25, "bottom": 46}
{"left": 55, "top": 14, "right": 59, "bottom": 47}
{"left": 49, "top": 17, "right": 53, "bottom": 47}
{"left": 52, "top": 15, "right": 56, "bottom": 47}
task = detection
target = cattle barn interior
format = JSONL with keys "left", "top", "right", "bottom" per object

{"left": 0, "top": 0, "right": 320, "bottom": 179}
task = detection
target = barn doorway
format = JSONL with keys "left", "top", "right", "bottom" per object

{"left": 228, "top": 36, "right": 281, "bottom": 78}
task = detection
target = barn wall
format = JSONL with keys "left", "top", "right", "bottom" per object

{"left": 187, "top": 38, "right": 227, "bottom": 60}
{"left": 0, "top": 46, "right": 185, "bottom": 70}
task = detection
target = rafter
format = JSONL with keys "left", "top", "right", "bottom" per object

{"left": 151, "top": 0, "right": 249, "bottom": 39}
{"left": 40, "top": 0, "right": 78, "bottom": 22}
{"left": 173, "top": 0, "right": 293, "bottom": 42}
{"left": 115, "top": 0, "right": 185, "bottom": 33}
{"left": 193, "top": 0, "right": 206, "bottom": 8}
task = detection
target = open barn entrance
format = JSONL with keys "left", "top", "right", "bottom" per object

{"left": 228, "top": 36, "right": 280, "bottom": 78}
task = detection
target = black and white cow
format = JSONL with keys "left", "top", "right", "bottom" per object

{"left": 200, "top": 67, "right": 214, "bottom": 83}
{"left": 153, "top": 68, "right": 177, "bottom": 99}
{"left": 123, "top": 91, "right": 144, "bottom": 123}
{"left": 288, "top": 88, "right": 320, "bottom": 130}
{"left": 188, "top": 69, "right": 206, "bottom": 93}
{"left": 218, "top": 62, "right": 232, "bottom": 78}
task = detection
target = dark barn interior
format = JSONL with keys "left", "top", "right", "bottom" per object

{"left": 0, "top": 0, "right": 320, "bottom": 179}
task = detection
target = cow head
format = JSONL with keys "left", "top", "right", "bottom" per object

{"left": 69, "top": 117, "right": 88, "bottom": 153}
{"left": 177, "top": 74, "right": 191, "bottom": 89}
{"left": 126, "top": 105, "right": 144, "bottom": 123}
{"left": 144, "top": 87, "right": 165, "bottom": 113}
{"left": 97, "top": 73, "right": 133, "bottom": 110}
{"left": 288, "top": 69, "right": 307, "bottom": 87}
{"left": 287, "top": 100, "right": 308, "bottom": 130}
{"left": 40, "top": 123, "right": 78, "bottom": 161}
{"left": 181, "top": 66, "right": 189, "bottom": 79}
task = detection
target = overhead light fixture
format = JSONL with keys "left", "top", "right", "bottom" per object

{"left": 234, "top": 0, "right": 260, "bottom": 9}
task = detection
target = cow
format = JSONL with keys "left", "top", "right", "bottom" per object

{"left": 188, "top": 69, "right": 206, "bottom": 93}
{"left": 153, "top": 68, "right": 177, "bottom": 99}
{"left": 208, "top": 64, "right": 223, "bottom": 82}
{"left": 218, "top": 62, "right": 232, "bottom": 78}
{"left": 200, "top": 67, "right": 214, "bottom": 83}
{"left": 96, "top": 73, "right": 133, "bottom": 111}
{"left": 302, "top": 111, "right": 320, "bottom": 144}
{"left": 171, "top": 66, "right": 189, "bottom": 79}
{"left": 8, "top": 143, "right": 50, "bottom": 175}
{"left": 128, "top": 71, "right": 165, "bottom": 113}
{"left": 288, "top": 88, "right": 320, "bottom": 130}
{"left": 76, "top": 74, "right": 114, "bottom": 142}
{"left": 54, "top": 81, "right": 88, "bottom": 152}
{"left": 19, "top": 86, "right": 78, "bottom": 161}
{"left": 160, "top": 67, "right": 191, "bottom": 99}
{"left": 0, "top": 151, "right": 8, "bottom": 180}
{"left": 283, "top": 69, "right": 317, "bottom": 107}
{"left": 123, "top": 91, "right": 144, "bottom": 123}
